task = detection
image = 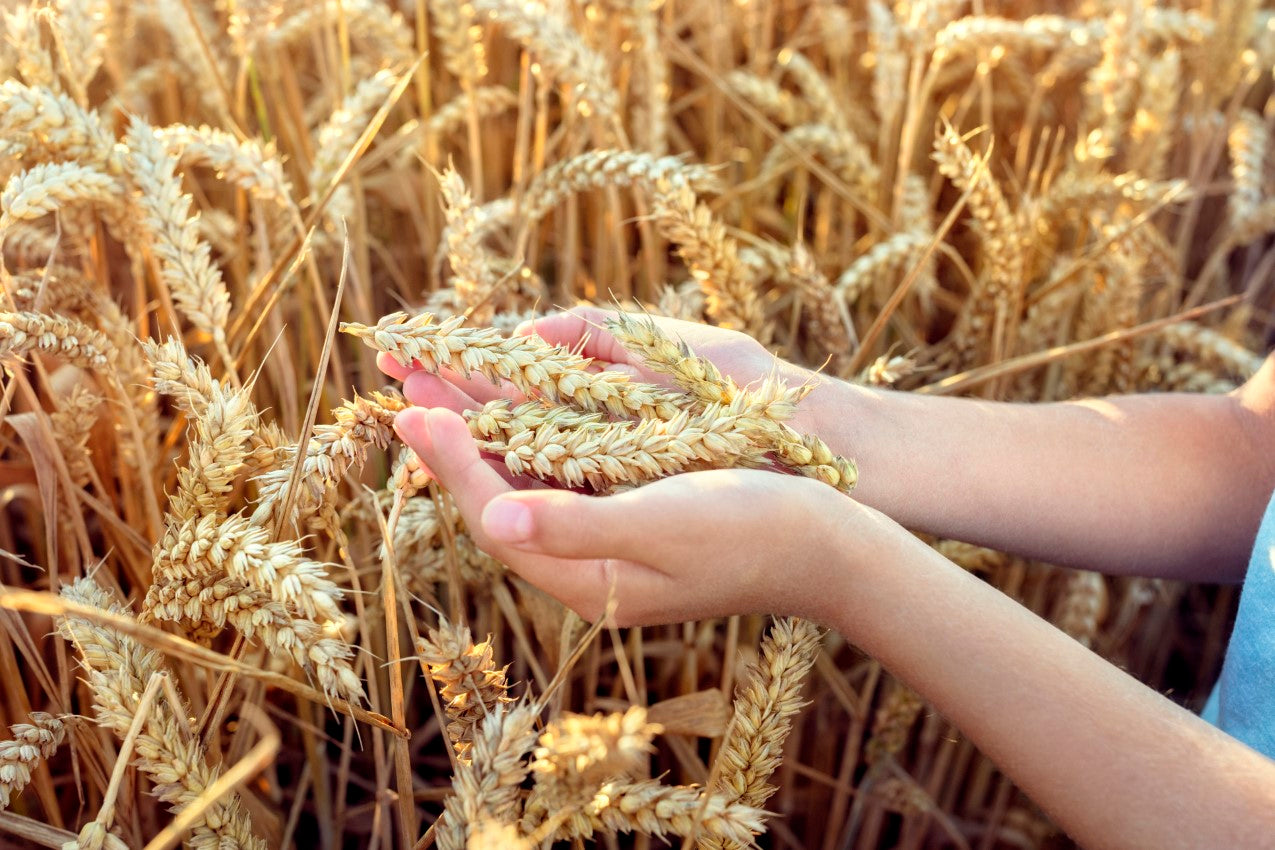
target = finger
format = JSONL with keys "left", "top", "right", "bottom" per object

{"left": 436, "top": 367, "right": 526, "bottom": 406}
{"left": 394, "top": 408, "right": 512, "bottom": 524}
{"left": 479, "top": 488, "right": 642, "bottom": 559}
{"left": 483, "top": 470, "right": 806, "bottom": 568}
{"left": 514, "top": 307, "right": 637, "bottom": 366}
{"left": 403, "top": 371, "right": 483, "bottom": 414}
{"left": 377, "top": 351, "right": 415, "bottom": 381}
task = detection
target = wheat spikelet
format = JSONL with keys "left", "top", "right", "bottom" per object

{"left": 309, "top": 69, "right": 397, "bottom": 216}
{"left": 790, "top": 244, "right": 853, "bottom": 374}
{"left": 695, "top": 618, "right": 820, "bottom": 850}
{"left": 478, "top": 401, "right": 767, "bottom": 489}
{"left": 1054, "top": 570, "right": 1108, "bottom": 649}
{"left": 144, "top": 338, "right": 287, "bottom": 469}
{"left": 472, "top": 0, "right": 619, "bottom": 125}
{"left": 865, "top": 681, "right": 924, "bottom": 764}
{"left": 226, "top": 0, "right": 285, "bottom": 56}
{"left": 264, "top": 0, "right": 413, "bottom": 62}
{"left": 550, "top": 779, "right": 767, "bottom": 843}
{"left": 1079, "top": 3, "right": 1142, "bottom": 163}
{"left": 154, "top": 513, "right": 344, "bottom": 622}
{"left": 720, "top": 70, "right": 806, "bottom": 127}
{"left": 932, "top": 14, "right": 1082, "bottom": 64}
{"left": 0, "top": 81, "right": 118, "bottom": 169}
{"left": 435, "top": 702, "right": 539, "bottom": 850}
{"left": 417, "top": 619, "right": 514, "bottom": 762}
{"left": 0, "top": 310, "right": 115, "bottom": 369}
{"left": 59, "top": 578, "right": 265, "bottom": 850}
{"left": 140, "top": 0, "right": 231, "bottom": 114}
{"left": 867, "top": 0, "right": 905, "bottom": 125}
{"left": 933, "top": 123, "right": 1025, "bottom": 363}
{"left": 0, "top": 161, "right": 120, "bottom": 229}
{"left": 760, "top": 123, "right": 879, "bottom": 203}
{"left": 859, "top": 353, "right": 918, "bottom": 388}
{"left": 1128, "top": 48, "right": 1181, "bottom": 179}
{"left": 520, "top": 150, "right": 723, "bottom": 224}
{"left": 342, "top": 312, "right": 684, "bottom": 419}
{"left": 123, "top": 117, "right": 232, "bottom": 347}
{"left": 142, "top": 572, "right": 365, "bottom": 702}
{"left": 0, "top": 712, "right": 64, "bottom": 810}
{"left": 157, "top": 124, "right": 293, "bottom": 206}
{"left": 431, "top": 0, "right": 488, "bottom": 82}
{"left": 64, "top": 819, "right": 130, "bottom": 850}
{"left": 6, "top": 264, "right": 92, "bottom": 313}
{"left": 438, "top": 166, "right": 502, "bottom": 314}
{"left": 1229, "top": 108, "right": 1268, "bottom": 228}
{"left": 250, "top": 390, "right": 406, "bottom": 528}
{"left": 776, "top": 51, "right": 845, "bottom": 132}
{"left": 48, "top": 0, "right": 109, "bottom": 95}
{"left": 629, "top": 0, "right": 669, "bottom": 154}
{"left": 523, "top": 707, "right": 659, "bottom": 829}
{"left": 426, "top": 86, "right": 518, "bottom": 140}
{"left": 2, "top": 5, "right": 57, "bottom": 89}
{"left": 606, "top": 313, "right": 858, "bottom": 491}
{"left": 646, "top": 181, "right": 762, "bottom": 333}
{"left": 1158, "top": 322, "right": 1265, "bottom": 379}
{"left": 50, "top": 384, "right": 100, "bottom": 487}
{"left": 836, "top": 231, "right": 930, "bottom": 305}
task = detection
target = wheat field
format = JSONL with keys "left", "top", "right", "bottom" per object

{"left": 0, "top": 0, "right": 1269, "bottom": 847}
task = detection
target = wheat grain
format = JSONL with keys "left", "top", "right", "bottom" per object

{"left": 425, "top": 86, "right": 519, "bottom": 140}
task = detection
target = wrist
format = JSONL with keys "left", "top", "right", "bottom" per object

{"left": 799, "top": 494, "right": 901, "bottom": 633}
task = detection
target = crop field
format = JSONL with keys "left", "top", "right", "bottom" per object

{"left": 0, "top": 0, "right": 1269, "bottom": 848}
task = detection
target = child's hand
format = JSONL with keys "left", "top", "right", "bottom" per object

{"left": 392, "top": 405, "right": 857, "bottom": 626}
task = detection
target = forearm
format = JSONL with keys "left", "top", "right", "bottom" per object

{"left": 820, "top": 511, "right": 1275, "bottom": 849}
{"left": 795, "top": 366, "right": 1275, "bottom": 581}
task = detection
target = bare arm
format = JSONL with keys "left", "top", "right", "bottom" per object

{"left": 825, "top": 507, "right": 1275, "bottom": 850}
{"left": 796, "top": 356, "right": 1275, "bottom": 582}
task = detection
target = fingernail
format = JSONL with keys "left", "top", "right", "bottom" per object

{"left": 484, "top": 498, "right": 533, "bottom": 544}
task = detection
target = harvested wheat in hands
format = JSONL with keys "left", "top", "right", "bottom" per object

{"left": 343, "top": 309, "right": 858, "bottom": 492}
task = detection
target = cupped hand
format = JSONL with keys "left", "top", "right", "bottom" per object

{"left": 393, "top": 405, "right": 856, "bottom": 626}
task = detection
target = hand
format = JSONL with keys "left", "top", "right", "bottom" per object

{"left": 375, "top": 306, "right": 831, "bottom": 435}
{"left": 392, "top": 405, "right": 858, "bottom": 626}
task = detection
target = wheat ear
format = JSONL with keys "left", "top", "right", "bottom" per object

{"left": 0, "top": 712, "right": 65, "bottom": 810}
{"left": 417, "top": 619, "right": 515, "bottom": 762}
{"left": 59, "top": 578, "right": 264, "bottom": 850}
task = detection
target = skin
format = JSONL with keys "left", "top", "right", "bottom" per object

{"left": 382, "top": 306, "right": 1275, "bottom": 849}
